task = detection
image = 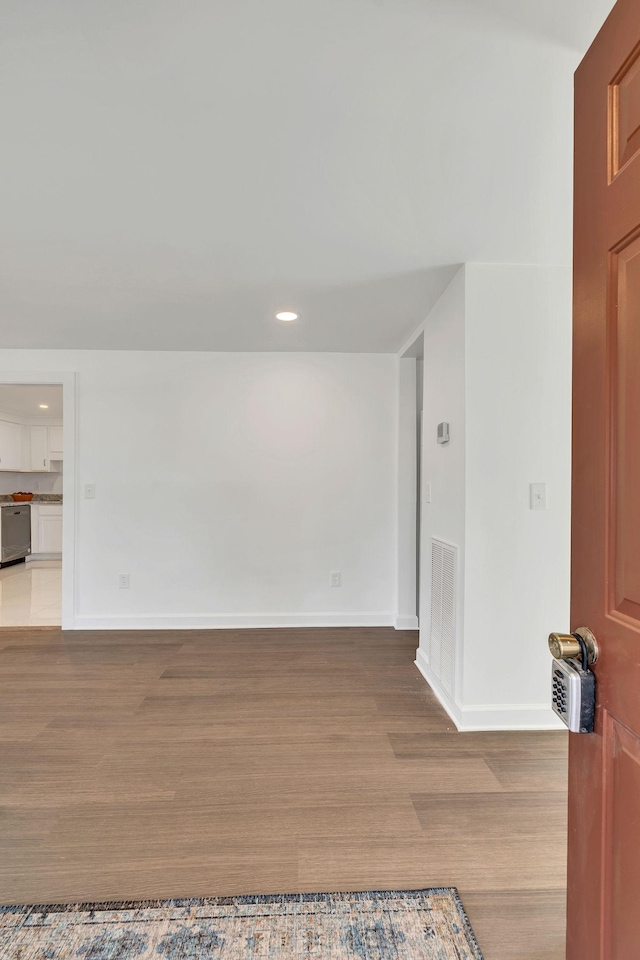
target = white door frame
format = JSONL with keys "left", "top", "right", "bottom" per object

{"left": 396, "top": 327, "right": 425, "bottom": 631}
{"left": 0, "top": 371, "right": 77, "bottom": 629}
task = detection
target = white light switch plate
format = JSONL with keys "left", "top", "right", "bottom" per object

{"left": 84, "top": 484, "right": 96, "bottom": 499}
{"left": 530, "top": 482, "right": 547, "bottom": 510}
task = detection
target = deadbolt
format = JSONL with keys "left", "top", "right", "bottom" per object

{"left": 548, "top": 627, "right": 598, "bottom": 665}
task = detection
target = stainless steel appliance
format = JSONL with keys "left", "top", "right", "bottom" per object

{"left": 0, "top": 503, "right": 31, "bottom": 567}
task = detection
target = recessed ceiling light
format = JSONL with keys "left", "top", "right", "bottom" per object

{"left": 275, "top": 311, "right": 299, "bottom": 322}
{"left": 39, "top": 404, "right": 49, "bottom": 409}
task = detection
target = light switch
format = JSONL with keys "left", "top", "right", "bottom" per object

{"left": 84, "top": 483, "right": 96, "bottom": 499}
{"left": 424, "top": 482, "right": 432, "bottom": 503}
{"left": 530, "top": 482, "right": 547, "bottom": 510}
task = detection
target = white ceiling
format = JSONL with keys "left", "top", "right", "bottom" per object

{"left": 0, "top": 0, "right": 615, "bottom": 353}
{"left": 461, "top": 0, "right": 614, "bottom": 50}
{"left": 0, "top": 385, "right": 63, "bottom": 420}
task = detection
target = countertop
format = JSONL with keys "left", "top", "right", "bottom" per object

{"left": 0, "top": 496, "right": 63, "bottom": 505}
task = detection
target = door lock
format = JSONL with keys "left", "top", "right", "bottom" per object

{"left": 548, "top": 627, "right": 598, "bottom": 734}
{"left": 548, "top": 627, "right": 598, "bottom": 665}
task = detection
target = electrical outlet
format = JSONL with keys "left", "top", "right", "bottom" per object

{"left": 330, "top": 572, "right": 341, "bottom": 588}
{"left": 118, "top": 574, "right": 130, "bottom": 590}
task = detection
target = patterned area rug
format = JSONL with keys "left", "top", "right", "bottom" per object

{"left": 0, "top": 889, "right": 483, "bottom": 958}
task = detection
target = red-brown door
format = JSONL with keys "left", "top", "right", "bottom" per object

{"left": 571, "top": 2, "right": 640, "bottom": 957}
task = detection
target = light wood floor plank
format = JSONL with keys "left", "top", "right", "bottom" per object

{"left": 0, "top": 626, "right": 567, "bottom": 959}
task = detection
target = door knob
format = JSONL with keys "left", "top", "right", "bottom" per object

{"left": 548, "top": 626, "right": 598, "bottom": 665}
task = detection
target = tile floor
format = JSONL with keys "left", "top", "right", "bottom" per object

{"left": 0, "top": 559, "right": 62, "bottom": 625}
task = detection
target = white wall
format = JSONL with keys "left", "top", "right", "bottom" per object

{"left": 419, "top": 267, "right": 467, "bottom": 629}
{"left": 414, "top": 267, "right": 467, "bottom": 710}
{"left": 0, "top": 351, "right": 396, "bottom": 628}
{"left": 463, "top": 263, "right": 572, "bottom": 722}
{"left": 413, "top": 263, "right": 571, "bottom": 730}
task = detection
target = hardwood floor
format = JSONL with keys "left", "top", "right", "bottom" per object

{"left": 0, "top": 626, "right": 568, "bottom": 959}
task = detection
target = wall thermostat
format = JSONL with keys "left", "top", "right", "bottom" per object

{"left": 437, "top": 422, "right": 450, "bottom": 444}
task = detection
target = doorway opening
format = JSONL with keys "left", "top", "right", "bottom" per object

{"left": 0, "top": 384, "right": 63, "bottom": 626}
{"left": 397, "top": 331, "right": 424, "bottom": 631}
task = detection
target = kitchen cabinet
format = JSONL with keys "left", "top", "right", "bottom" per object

{"left": 0, "top": 419, "right": 23, "bottom": 471}
{"left": 0, "top": 421, "right": 63, "bottom": 473}
{"left": 29, "top": 425, "right": 63, "bottom": 472}
{"left": 30, "top": 426, "right": 49, "bottom": 472}
{"left": 49, "top": 425, "right": 63, "bottom": 458}
{"left": 30, "top": 504, "right": 63, "bottom": 556}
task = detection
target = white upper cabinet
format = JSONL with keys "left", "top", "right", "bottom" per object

{"left": 29, "top": 425, "right": 63, "bottom": 471}
{"left": 49, "top": 425, "right": 63, "bottom": 458}
{"left": 30, "top": 425, "right": 50, "bottom": 472}
{"left": 0, "top": 421, "right": 63, "bottom": 472}
{"left": 0, "top": 419, "right": 23, "bottom": 471}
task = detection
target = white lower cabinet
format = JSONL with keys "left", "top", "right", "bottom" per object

{"left": 30, "top": 504, "right": 63, "bottom": 556}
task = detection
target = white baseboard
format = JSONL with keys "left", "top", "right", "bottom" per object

{"left": 27, "top": 553, "right": 62, "bottom": 563}
{"left": 415, "top": 648, "right": 462, "bottom": 727}
{"left": 415, "top": 646, "right": 564, "bottom": 732}
{"left": 395, "top": 615, "right": 419, "bottom": 630}
{"left": 71, "top": 612, "right": 395, "bottom": 630}
{"left": 456, "top": 703, "right": 564, "bottom": 731}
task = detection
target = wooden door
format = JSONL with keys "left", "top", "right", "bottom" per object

{"left": 572, "top": 2, "right": 640, "bottom": 957}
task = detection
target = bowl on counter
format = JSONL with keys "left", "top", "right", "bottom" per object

{"left": 11, "top": 492, "right": 34, "bottom": 502}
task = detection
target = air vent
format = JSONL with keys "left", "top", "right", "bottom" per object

{"left": 429, "top": 538, "right": 457, "bottom": 696}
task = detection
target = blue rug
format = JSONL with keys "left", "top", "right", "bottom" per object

{"left": 0, "top": 889, "right": 483, "bottom": 958}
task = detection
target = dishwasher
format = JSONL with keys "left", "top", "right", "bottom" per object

{"left": 0, "top": 503, "right": 32, "bottom": 567}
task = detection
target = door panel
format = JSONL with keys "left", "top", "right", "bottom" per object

{"left": 602, "top": 715, "right": 640, "bottom": 959}
{"left": 610, "top": 43, "right": 640, "bottom": 178}
{"left": 610, "top": 231, "right": 640, "bottom": 621}
{"left": 572, "top": 0, "right": 640, "bottom": 956}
